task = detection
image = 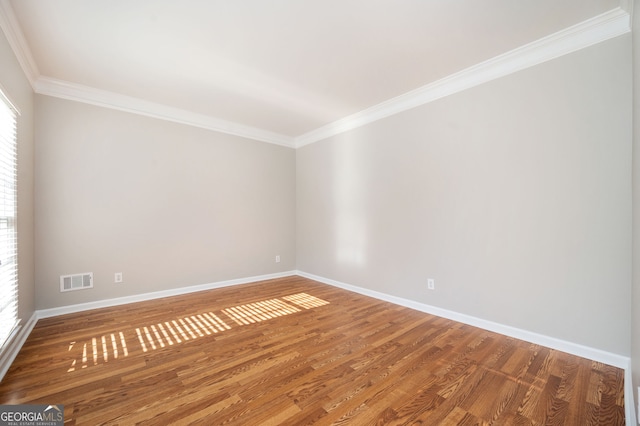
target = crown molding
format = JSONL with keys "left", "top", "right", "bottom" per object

{"left": 0, "top": 0, "right": 293, "bottom": 147}
{"left": 294, "top": 7, "right": 631, "bottom": 148}
{"left": 34, "top": 77, "right": 295, "bottom": 148}
{"left": 0, "top": 0, "right": 39, "bottom": 86}
{"left": 0, "top": 1, "right": 630, "bottom": 149}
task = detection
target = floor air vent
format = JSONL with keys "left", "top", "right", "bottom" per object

{"left": 60, "top": 272, "right": 93, "bottom": 292}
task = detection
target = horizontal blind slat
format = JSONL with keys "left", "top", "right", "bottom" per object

{"left": 0, "top": 92, "right": 18, "bottom": 351}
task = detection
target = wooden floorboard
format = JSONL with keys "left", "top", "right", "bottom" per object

{"left": 0, "top": 276, "right": 626, "bottom": 425}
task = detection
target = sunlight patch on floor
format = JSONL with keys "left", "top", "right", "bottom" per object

{"left": 66, "top": 293, "right": 329, "bottom": 372}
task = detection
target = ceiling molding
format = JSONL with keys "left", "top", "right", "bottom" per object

{"left": 0, "top": 0, "right": 294, "bottom": 148}
{"left": 0, "top": 2, "right": 631, "bottom": 149}
{"left": 294, "top": 7, "right": 631, "bottom": 148}
{"left": 34, "top": 77, "right": 295, "bottom": 148}
{"left": 0, "top": 0, "right": 39, "bottom": 86}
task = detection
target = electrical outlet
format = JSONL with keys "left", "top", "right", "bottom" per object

{"left": 114, "top": 273, "right": 123, "bottom": 283}
{"left": 427, "top": 279, "right": 435, "bottom": 290}
{"left": 275, "top": 255, "right": 281, "bottom": 263}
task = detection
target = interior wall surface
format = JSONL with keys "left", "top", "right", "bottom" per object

{"left": 35, "top": 95, "right": 296, "bottom": 310}
{"left": 631, "top": 0, "right": 640, "bottom": 415}
{"left": 296, "top": 35, "right": 633, "bottom": 356}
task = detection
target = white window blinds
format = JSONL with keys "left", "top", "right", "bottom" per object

{"left": 0, "top": 90, "right": 18, "bottom": 352}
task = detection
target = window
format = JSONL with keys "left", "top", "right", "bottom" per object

{"left": 0, "top": 89, "right": 18, "bottom": 352}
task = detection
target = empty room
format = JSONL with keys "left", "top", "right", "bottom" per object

{"left": 0, "top": 1, "right": 639, "bottom": 424}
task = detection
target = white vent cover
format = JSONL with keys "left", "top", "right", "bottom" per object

{"left": 60, "top": 272, "right": 93, "bottom": 292}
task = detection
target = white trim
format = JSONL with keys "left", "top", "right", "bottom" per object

{"left": 1, "top": 1, "right": 630, "bottom": 149}
{"left": 0, "top": 82, "right": 20, "bottom": 116}
{"left": 36, "top": 271, "right": 297, "bottom": 319}
{"left": 624, "top": 361, "right": 638, "bottom": 426}
{"left": 620, "top": 0, "right": 634, "bottom": 15}
{"left": 4, "top": 272, "right": 637, "bottom": 423}
{"left": 294, "top": 7, "right": 631, "bottom": 148}
{"left": 0, "top": 0, "right": 39, "bottom": 86}
{"left": 295, "top": 270, "right": 637, "bottom": 424}
{"left": 0, "top": 312, "right": 37, "bottom": 382}
{"left": 33, "top": 77, "right": 295, "bottom": 148}
{"left": 3, "top": 272, "right": 297, "bottom": 380}
{"left": 296, "top": 270, "right": 629, "bottom": 367}
{"left": 0, "top": 0, "right": 294, "bottom": 148}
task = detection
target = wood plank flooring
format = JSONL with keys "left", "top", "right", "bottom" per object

{"left": 0, "top": 276, "right": 626, "bottom": 425}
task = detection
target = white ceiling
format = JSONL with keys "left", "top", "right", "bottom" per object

{"left": 1, "top": 0, "right": 629, "bottom": 146}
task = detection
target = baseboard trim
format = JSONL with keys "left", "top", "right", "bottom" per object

{"left": 296, "top": 270, "right": 637, "bottom": 425}
{"left": 296, "top": 271, "right": 637, "bottom": 425}
{"left": 0, "top": 312, "right": 38, "bottom": 382}
{"left": 36, "top": 271, "right": 297, "bottom": 319}
{"left": 297, "top": 270, "right": 628, "bottom": 366}
{"left": 9, "top": 270, "right": 637, "bottom": 424}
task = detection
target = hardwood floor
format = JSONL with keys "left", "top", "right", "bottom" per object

{"left": 0, "top": 276, "right": 625, "bottom": 425}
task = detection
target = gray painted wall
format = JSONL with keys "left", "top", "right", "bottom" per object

{"left": 632, "top": 0, "right": 640, "bottom": 415}
{"left": 297, "top": 35, "right": 632, "bottom": 356}
{"left": 0, "top": 29, "right": 35, "bottom": 324}
{"left": 34, "top": 96, "right": 296, "bottom": 309}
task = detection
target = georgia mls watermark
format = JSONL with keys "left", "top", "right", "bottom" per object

{"left": 0, "top": 405, "right": 63, "bottom": 426}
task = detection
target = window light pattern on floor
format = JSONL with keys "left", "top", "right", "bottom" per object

{"left": 222, "top": 298, "right": 300, "bottom": 325}
{"left": 67, "top": 332, "right": 128, "bottom": 372}
{"left": 135, "top": 312, "right": 231, "bottom": 352}
{"left": 282, "top": 293, "right": 330, "bottom": 309}
{"left": 66, "top": 293, "right": 329, "bottom": 372}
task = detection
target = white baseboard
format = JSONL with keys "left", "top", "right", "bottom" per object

{"left": 2, "top": 271, "right": 297, "bottom": 380}
{"left": 6, "top": 270, "right": 636, "bottom": 424}
{"left": 37, "top": 270, "right": 297, "bottom": 319}
{"left": 295, "top": 270, "right": 637, "bottom": 426}
{"left": 0, "top": 312, "right": 38, "bottom": 382}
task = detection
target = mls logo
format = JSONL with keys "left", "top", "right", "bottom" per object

{"left": 0, "top": 404, "right": 64, "bottom": 425}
